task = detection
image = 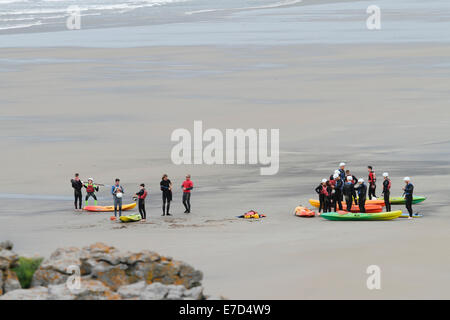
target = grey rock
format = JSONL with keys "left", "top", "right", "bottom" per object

{"left": 0, "top": 241, "right": 13, "bottom": 251}
{"left": 0, "top": 249, "right": 19, "bottom": 270}
{"left": 140, "top": 282, "right": 169, "bottom": 300}
{"left": 117, "top": 281, "right": 146, "bottom": 299}
{"left": 3, "top": 270, "right": 21, "bottom": 293}
{"left": 183, "top": 286, "right": 204, "bottom": 300}
{"left": 0, "top": 286, "right": 49, "bottom": 300}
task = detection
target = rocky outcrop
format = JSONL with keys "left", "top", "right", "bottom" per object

{"left": 0, "top": 242, "right": 21, "bottom": 295}
{"left": 1, "top": 242, "right": 209, "bottom": 300}
{"left": 32, "top": 243, "right": 203, "bottom": 291}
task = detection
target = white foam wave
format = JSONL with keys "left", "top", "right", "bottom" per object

{"left": 186, "top": 0, "right": 303, "bottom": 15}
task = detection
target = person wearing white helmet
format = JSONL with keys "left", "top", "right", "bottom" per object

{"left": 345, "top": 170, "right": 358, "bottom": 205}
{"left": 84, "top": 178, "right": 99, "bottom": 207}
{"left": 382, "top": 172, "right": 392, "bottom": 212}
{"left": 402, "top": 177, "right": 414, "bottom": 219}
{"left": 332, "top": 173, "right": 343, "bottom": 211}
{"left": 315, "top": 178, "right": 329, "bottom": 213}
{"left": 354, "top": 178, "right": 368, "bottom": 213}
{"left": 343, "top": 175, "right": 355, "bottom": 212}
{"left": 111, "top": 178, "right": 125, "bottom": 218}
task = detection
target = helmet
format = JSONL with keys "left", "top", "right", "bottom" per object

{"left": 116, "top": 192, "right": 123, "bottom": 198}
{"left": 347, "top": 176, "right": 353, "bottom": 181}
{"left": 333, "top": 173, "right": 339, "bottom": 179}
{"left": 404, "top": 177, "right": 411, "bottom": 182}
{"left": 358, "top": 178, "right": 364, "bottom": 183}
{"left": 322, "top": 179, "right": 327, "bottom": 183}
{"left": 339, "top": 162, "right": 346, "bottom": 167}
{"left": 383, "top": 172, "right": 389, "bottom": 177}
{"left": 88, "top": 178, "right": 93, "bottom": 182}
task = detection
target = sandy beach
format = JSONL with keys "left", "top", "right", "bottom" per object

{"left": 1, "top": 0, "right": 450, "bottom": 300}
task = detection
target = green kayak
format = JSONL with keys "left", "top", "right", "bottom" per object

{"left": 389, "top": 196, "right": 426, "bottom": 205}
{"left": 321, "top": 210, "right": 402, "bottom": 221}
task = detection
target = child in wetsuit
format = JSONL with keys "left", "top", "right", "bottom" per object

{"left": 84, "top": 178, "right": 99, "bottom": 206}
{"left": 135, "top": 184, "right": 148, "bottom": 221}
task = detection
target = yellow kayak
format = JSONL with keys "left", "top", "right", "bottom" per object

{"left": 84, "top": 203, "right": 137, "bottom": 212}
{"left": 119, "top": 214, "right": 142, "bottom": 222}
{"left": 309, "top": 199, "right": 385, "bottom": 208}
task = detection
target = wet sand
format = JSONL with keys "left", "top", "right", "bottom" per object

{"left": 1, "top": 44, "right": 450, "bottom": 299}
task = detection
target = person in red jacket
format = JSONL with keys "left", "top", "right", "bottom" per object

{"left": 181, "top": 174, "right": 194, "bottom": 213}
{"left": 315, "top": 179, "right": 329, "bottom": 213}
{"left": 368, "top": 166, "right": 377, "bottom": 200}
{"left": 135, "top": 183, "right": 148, "bottom": 221}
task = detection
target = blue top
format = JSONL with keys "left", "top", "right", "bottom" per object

{"left": 111, "top": 185, "right": 124, "bottom": 195}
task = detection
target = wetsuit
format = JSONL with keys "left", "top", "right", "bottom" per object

{"left": 111, "top": 185, "right": 124, "bottom": 217}
{"left": 327, "top": 181, "right": 335, "bottom": 213}
{"left": 382, "top": 179, "right": 392, "bottom": 212}
{"left": 404, "top": 183, "right": 414, "bottom": 217}
{"left": 355, "top": 183, "right": 367, "bottom": 213}
{"left": 160, "top": 179, "right": 172, "bottom": 215}
{"left": 84, "top": 183, "right": 99, "bottom": 206}
{"left": 343, "top": 181, "right": 354, "bottom": 212}
{"left": 315, "top": 184, "right": 329, "bottom": 213}
{"left": 136, "top": 189, "right": 147, "bottom": 219}
{"left": 71, "top": 179, "right": 83, "bottom": 209}
{"left": 368, "top": 171, "right": 377, "bottom": 200}
{"left": 182, "top": 180, "right": 194, "bottom": 213}
{"left": 334, "top": 178, "right": 344, "bottom": 211}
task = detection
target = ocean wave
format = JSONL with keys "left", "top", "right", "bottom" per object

{"left": 0, "top": 21, "right": 43, "bottom": 30}
{"left": 185, "top": 0, "right": 303, "bottom": 15}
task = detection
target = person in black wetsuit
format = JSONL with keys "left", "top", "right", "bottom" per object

{"left": 403, "top": 177, "right": 414, "bottom": 219}
{"left": 382, "top": 172, "right": 392, "bottom": 212}
{"left": 160, "top": 174, "right": 172, "bottom": 216}
{"left": 135, "top": 184, "right": 148, "bottom": 221}
{"left": 354, "top": 178, "right": 368, "bottom": 213}
{"left": 345, "top": 170, "right": 358, "bottom": 205}
{"left": 70, "top": 173, "right": 83, "bottom": 210}
{"left": 343, "top": 176, "right": 355, "bottom": 212}
{"left": 333, "top": 173, "right": 344, "bottom": 211}
{"left": 315, "top": 179, "right": 329, "bottom": 213}
{"left": 368, "top": 166, "right": 377, "bottom": 200}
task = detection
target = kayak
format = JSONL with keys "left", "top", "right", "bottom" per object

{"left": 399, "top": 212, "right": 423, "bottom": 218}
{"left": 84, "top": 203, "right": 137, "bottom": 212}
{"left": 321, "top": 210, "right": 402, "bottom": 221}
{"left": 119, "top": 214, "right": 142, "bottom": 222}
{"left": 389, "top": 196, "right": 426, "bottom": 205}
{"left": 343, "top": 204, "right": 383, "bottom": 213}
{"left": 294, "top": 206, "right": 316, "bottom": 217}
{"left": 309, "top": 199, "right": 385, "bottom": 208}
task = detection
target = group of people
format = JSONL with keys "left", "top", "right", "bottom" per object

{"left": 70, "top": 173, "right": 195, "bottom": 221}
{"left": 315, "top": 162, "right": 415, "bottom": 218}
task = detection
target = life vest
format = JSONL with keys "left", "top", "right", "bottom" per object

{"left": 138, "top": 189, "right": 148, "bottom": 200}
{"left": 369, "top": 171, "right": 376, "bottom": 183}
{"left": 86, "top": 183, "right": 95, "bottom": 193}
{"left": 321, "top": 185, "right": 329, "bottom": 196}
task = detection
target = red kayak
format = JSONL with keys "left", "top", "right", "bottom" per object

{"left": 339, "top": 204, "right": 383, "bottom": 213}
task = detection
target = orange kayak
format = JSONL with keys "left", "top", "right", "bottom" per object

{"left": 338, "top": 204, "right": 383, "bottom": 213}
{"left": 84, "top": 203, "right": 137, "bottom": 212}
{"left": 294, "top": 206, "right": 316, "bottom": 217}
{"left": 309, "top": 199, "right": 385, "bottom": 208}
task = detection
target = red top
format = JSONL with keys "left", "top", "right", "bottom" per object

{"left": 369, "top": 171, "right": 376, "bottom": 183}
{"left": 138, "top": 190, "right": 148, "bottom": 200}
{"left": 182, "top": 180, "right": 194, "bottom": 193}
